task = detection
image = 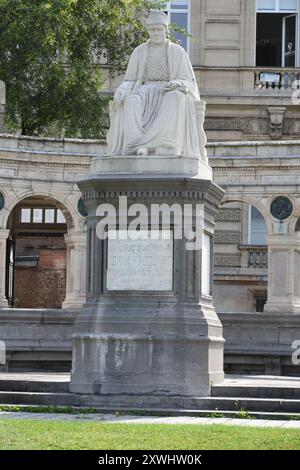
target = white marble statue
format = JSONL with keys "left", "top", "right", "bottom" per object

{"left": 107, "top": 10, "right": 201, "bottom": 157}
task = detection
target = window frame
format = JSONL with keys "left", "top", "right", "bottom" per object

{"left": 256, "top": 0, "right": 300, "bottom": 67}
{"left": 257, "top": 0, "right": 298, "bottom": 13}
{"left": 164, "top": 0, "right": 190, "bottom": 53}
{"left": 19, "top": 207, "right": 66, "bottom": 225}
{"left": 20, "top": 208, "right": 32, "bottom": 224}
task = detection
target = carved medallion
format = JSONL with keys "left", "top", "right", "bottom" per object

{"left": 77, "top": 198, "right": 88, "bottom": 217}
{"left": 270, "top": 196, "right": 293, "bottom": 221}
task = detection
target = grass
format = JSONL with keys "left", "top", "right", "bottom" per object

{"left": 0, "top": 420, "right": 299, "bottom": 450}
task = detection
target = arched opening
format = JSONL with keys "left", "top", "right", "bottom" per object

{"left": 248, "top": 205, "right": 267, "bottom": 245}
{"left": 214, "top": 201, "right": 268, "bottom": 314}
{"left": 6, "top": 196, "right": 69, "bottom": 309}
{"left": 295, "top": 216, "right": 300, "bottom": 232}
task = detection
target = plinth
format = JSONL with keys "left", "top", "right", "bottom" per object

{"left": 70, "top": 155, "right": 225, "bottom": 406}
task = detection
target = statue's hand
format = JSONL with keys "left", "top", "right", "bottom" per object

{"left": 114, "top": 88, "right": 129, "bottom": 105}
{"left": 164, "top": 80, "right": 188, "bottom": 95}
{"left": 167, "top": 80, "right": 183, "bottom": 89}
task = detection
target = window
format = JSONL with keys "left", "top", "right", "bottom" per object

{"left": 56, "top": 210, "right": 66, "bottom": 224}
{"left": 20, "top": 207, "right": 66, "bottom": 225}
{"left": 45, "top": 209, "right": 55, "bottom": 223}
{"left": 20, "top": 208, "right": 31, "bottom": 223}
{"left": 256, "top": 0, "right": 299, "bottom": 66}
{"left": 257, "top": 0, "right": 297, "bottom": 11}
{"left": 33, "top": 208, "right": 43, "bottom": 223}
{"left": 255, "top": 295, "right": 267, "bottom": 312}
{"left": 248, "top": 206, "right": 267, "bottom": 245}
{"left": 164, "top": 1, "right": 189, "bottom": 51}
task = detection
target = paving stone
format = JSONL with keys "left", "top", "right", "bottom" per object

{"left": 0, "top": 412, "right": 300, "bottom": 429}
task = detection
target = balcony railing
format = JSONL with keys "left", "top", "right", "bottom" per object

{"left": 239, "top": 245, "right": 268, "bottom": 269}
{"left": 255, "top": 68, "right": 300, "bottom": 91}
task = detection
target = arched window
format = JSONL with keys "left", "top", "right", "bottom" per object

{"left": 248, "top": 206, "right": 267, "bottom": 245}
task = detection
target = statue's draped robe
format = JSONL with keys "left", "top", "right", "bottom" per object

{"left": 107, "top": 40, "right": 201, "bottom": 156}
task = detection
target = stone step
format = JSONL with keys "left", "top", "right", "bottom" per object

{"left": 0, "top": 403, "right": 300, "bottom": 421}
{"left": 212, "top": 376, "right": 300, "bottom": 400}
{"left": 0, "top": 391, "right": 79, "bottom": 406}
{"left": 192, "top": 397, "right": 300, "bottom": 413}
{"left": 0, "top": 373, "right": 70, "bottom": 393}
{"left": 212, "top": 385, "right": 300, "bottom": 399}
{"left": 1, "top": 391, "right": 300, "bottom": 415}
{"left": 0, "top": 380, "right": 69, "bottom": 393}
{"left": 1, "top": 374, "right": 300, "bottom": 415}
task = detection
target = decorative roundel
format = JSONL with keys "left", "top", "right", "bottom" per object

{"left": 77, "top": 198, "right": 88, "bottom": 217}
{"left": 270, "top": 196, "right": 293, "bottom": 221}
{"left": 0, "top": 192, "right": 5, "bottom": 211}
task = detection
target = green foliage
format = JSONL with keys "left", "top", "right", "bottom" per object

{"left": 237, "top": 410, "right": 253, "bottom": 420}
{"left": 0, "top": 404, "right": 102, "bottom": 414}
{"left": 234, "top": 402, "right": 253, "bottom": 419}
{"left": 207, "top": 411, "right": 226, "bottom": 419}
{"left": 0, "top": 0, "right": 165, "bottom": 137}
{"left": 288, "top": 415, "right": 300, "bottom": 421}
{"left": 0, "top": 405, "right": 74, "bottom": 414}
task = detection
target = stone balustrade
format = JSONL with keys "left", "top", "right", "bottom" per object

{"left": 239, "top": 245, "right": 268, "bottom": 269}
{"left": 254, "top": 68, "right": 300, "bottom": 91}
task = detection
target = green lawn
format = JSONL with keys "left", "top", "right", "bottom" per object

{"left": 0, "top": 420, "right": 299, "bottom": 450}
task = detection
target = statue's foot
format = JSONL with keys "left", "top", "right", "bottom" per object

{"left": 137, "top": 147, "right": 148, "bottom": 156}
{"left": 155, "top": 146, "right": 176, "bottom": 156}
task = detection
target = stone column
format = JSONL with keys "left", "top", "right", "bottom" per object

{"left": 264, "top": 234, "right": 300, "bottom": 314}
{"left": 0, "top": 229, "right": 9, "bottom": 308}
{"left": 62, "top": 231, "right": 87, "bottom": 309}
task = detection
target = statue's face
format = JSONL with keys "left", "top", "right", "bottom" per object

{"left": 148, "top": 24, "right": 167, "bottom": 45}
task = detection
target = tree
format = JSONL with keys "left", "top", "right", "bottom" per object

{"left": 0, "top": 0, "right": 164, "bottom": 138}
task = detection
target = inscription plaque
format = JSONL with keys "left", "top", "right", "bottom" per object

{"left": 106, "top": 230, "right": 173, "bottom": 291}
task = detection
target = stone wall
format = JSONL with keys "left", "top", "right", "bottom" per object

{"left": 220, "top": 312, "right": 300, "bottom": 376}
{"left": 14, "top": 250, "right": 67, "bottom": 309}
{"left": 0, "top": 309, "right": 75, "bottom": 371}
{"left": 15, "top": 236, "right": 66, "bottom": 256}
{"left": 1, "top": 309, "right": 299, "bottom": 376}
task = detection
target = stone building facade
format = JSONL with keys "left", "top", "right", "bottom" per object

{"left": 103, "top": 0, "right": 300, "bottom": 142}
{"left": 0, "top": 132, "right": 298, "bottom": 376}
{"left": 1, "top": 1, "right": 300, "bottom": 376}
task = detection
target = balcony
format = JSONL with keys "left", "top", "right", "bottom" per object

{"left": 239, "top": 245, "right": 268, "bottom": 269}
{"left": 254, "top": 68, "right": 300, "bottom": 91}
{"left": 195, "top": 66, "right": 300, "bottom": 94}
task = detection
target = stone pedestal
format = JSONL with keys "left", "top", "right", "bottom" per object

{"left": 70, "top": 155, "right": 224, "bottom": 405}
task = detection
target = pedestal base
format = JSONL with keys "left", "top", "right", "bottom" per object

{"left": 92, "top": 154, "right": 212, "bottom": 180}
{"left": 70, "top": 304, "right": 224, "bottom": 397}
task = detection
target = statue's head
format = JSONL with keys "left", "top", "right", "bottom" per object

{"left": 147, "top": 10, "right": 168, "bottom": 45}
